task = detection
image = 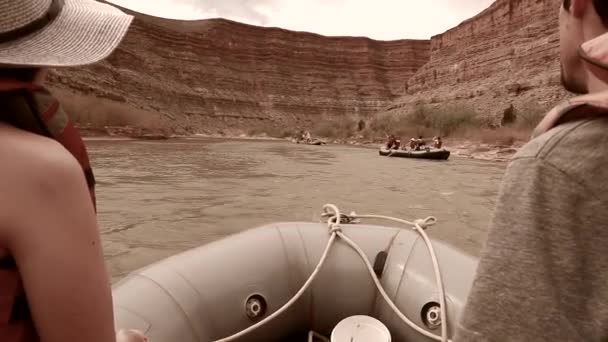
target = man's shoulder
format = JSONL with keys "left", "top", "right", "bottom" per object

{"left": 511, "top": 117, "right": 608, "bottom": 194}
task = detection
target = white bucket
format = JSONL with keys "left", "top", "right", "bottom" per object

{"left": 330, "top": 315, "right": 391, "bottom": 342}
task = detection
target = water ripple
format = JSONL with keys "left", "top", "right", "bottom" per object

{"left": 87, "top": 138, "right": 506, "bottom": 283}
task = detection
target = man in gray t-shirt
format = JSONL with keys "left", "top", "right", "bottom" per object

{"left": 455, "top": 1, "right": 608, "bottom": 341}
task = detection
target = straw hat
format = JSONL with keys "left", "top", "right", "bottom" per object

{"left": 0, "top": 0, "right": 133, "bottom": 67}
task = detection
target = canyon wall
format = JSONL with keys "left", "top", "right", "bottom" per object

{"left": 388, "top": 0, "right": 566, "bottom": 124}
{"left": 48, "top": 0, "right": 567, "bottom": 135}
{"left": 48, "top": 2, "right": 430, "bottom": 134}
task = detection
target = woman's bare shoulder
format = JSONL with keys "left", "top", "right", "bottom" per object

{"left": 0, "top": 123, "right": 87, "bottom": 239}
{"left": 0, "top": 123, "right": 82, "bottom": 180}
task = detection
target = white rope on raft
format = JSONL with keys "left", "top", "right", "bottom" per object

{"left": 308, "top": 331, "right": 330, "bottom": 342}
{"left": 214, "top": 204, "right": 450, "bottom": 342}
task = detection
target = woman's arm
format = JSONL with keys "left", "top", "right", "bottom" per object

{"left": 116, "top": 329, "right": 149, "bottom": 342}
{"left": 0, "top": 128, "right": 116, "bottom": 342}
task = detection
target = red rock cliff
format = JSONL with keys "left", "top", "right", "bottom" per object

{"left": 48, "top": 2, "right": 430, "bottom": 133}
{"left": 49, "top": 0, "right": 567, "bottom": 135}
{"left": 389, "top": 0, "right": 567, "bottom": 122}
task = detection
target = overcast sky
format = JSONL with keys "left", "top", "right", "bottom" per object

{"left": 107, "top": 0, "right": 496, "bottom": 40}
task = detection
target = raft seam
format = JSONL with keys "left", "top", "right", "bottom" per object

{"left": 276, "top": 224, "right": 312, "bottom": 334}
{"left": 114, "top": 304, "right": 152, "bottom": 333}
{"left": 276, "top": 226, "right": 296, "bottom": 296}
{"left": 393, "top": 232, "right": 421, "bottom": 305}
{"left": 135, "top": 273, "right": 201, "bottom": 342}
{"left": 295, "top": 223, "right": 316, "bottom": 331}
{"left": 170, "top": 266, "right": 215, "bottom": 342}
{"left": 372, "top": 229, "right": 401, "bottom": 316}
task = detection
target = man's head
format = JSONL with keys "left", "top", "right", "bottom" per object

{"left": 560, "top": 0, "right": 608, "bottom": 94}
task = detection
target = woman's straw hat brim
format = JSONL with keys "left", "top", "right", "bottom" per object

{"left": 0, "top": 0, "right": 133, "bottom": 67}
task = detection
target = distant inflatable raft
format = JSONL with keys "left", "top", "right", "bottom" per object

{"left": 112, "top": 221, "right": 477, "bottom": 342}
{"left": 295, "top": 139, "right": 326, "bottom": 145}
{"left": 379, "top": 147, "right": 450, "bottom": 160}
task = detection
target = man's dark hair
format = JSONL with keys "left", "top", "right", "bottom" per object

{"left": 595, "top": 0, "right": 608, "bottom": 25}
{"left": 0, "top": 68, "right": 40, "bottom": 82}
{"left": 564, "top": 0, "right": 608, "bottom": 26}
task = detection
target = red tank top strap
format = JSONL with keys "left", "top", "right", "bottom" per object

{"left": 0, "top": 267, "right": 38, "bottom": 342}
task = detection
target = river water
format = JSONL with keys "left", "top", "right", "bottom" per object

{"left": 87, "top": 138, "right": 507, "bottom": 283}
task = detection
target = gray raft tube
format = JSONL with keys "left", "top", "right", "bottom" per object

{"left": 112, "top": 222, "right": 478, "bottom": 342}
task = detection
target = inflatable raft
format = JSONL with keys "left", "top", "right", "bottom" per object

{"left": 295, "top": 139, "right": 325, "bottom": 146}
{"left": 307, "top": 140, "right": 325, "bottom": 146}
{"left": 112, "top": 205, "right": 477, "bottom": 342}
{"left": 379, "top": 147, "right": 450, "bottom": 160}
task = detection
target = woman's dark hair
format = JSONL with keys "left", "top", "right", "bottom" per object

{"left": 0, "top": 68, "right": 40, "bottom": 82}
{"left": 564, "top": 0, "right": 608, "bottom": 26}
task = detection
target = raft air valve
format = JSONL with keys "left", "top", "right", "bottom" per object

{"left": 244, "top": 294, "right": 268, "bottom": 320}
{"left": 421, "top": 302, "right": 442, "bottom": 330}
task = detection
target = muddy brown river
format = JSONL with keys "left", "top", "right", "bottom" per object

{"left": 87, "top": 138, "right": 507, "bottom": 284}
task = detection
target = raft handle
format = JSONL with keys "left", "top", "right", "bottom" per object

{"left": 373, "top": 251, "right": 388, "bottom": 278}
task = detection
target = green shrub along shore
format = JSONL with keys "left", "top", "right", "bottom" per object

{"left": 58, "top": 88, "right": 547, "bottom": 147}
{"left": 248, "top": 102, "right": 547, "bottom": 147}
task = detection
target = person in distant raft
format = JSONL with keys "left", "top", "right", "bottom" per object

{"left": 295, "top": 130, "right": 305, "bottom": 143}
{"left": 432, "top": 136, "right": 442, "bottom": 149}
{"left": 409, "top": 136, "right": 425, "bottom": 150}
{"left": 0, "top": 0, "right": 147, "bottom": 341}
{"left": 304, "top": 130, "right": 312, "bottom": 143}
{"left": 455, "top": 0, "right": 608, "bottom": 341}
{"left": 417, "top": 136, "right": 426, "bottom": 148}
{"left": 385, "top": 134, "right": 400, "bottom": 149}
{"left": 409, "top": 138, "right": 417, "bottom": 150}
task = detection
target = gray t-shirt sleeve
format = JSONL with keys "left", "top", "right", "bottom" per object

{"left": 454, "top": 156, "right": 608, "bottom": 342}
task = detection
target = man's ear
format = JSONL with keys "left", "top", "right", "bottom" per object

{"left": 571, "top": 0, "right": 591, "bottom": 18}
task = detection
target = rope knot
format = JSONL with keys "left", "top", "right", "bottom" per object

{"left": 329, "top": 223, "right": 342, "bottom": 234}
{"left": 414, "top": 216, "right": 437, "bottom": 230}
{"left": 322, "top": 204, "right": 345, "bottom": 235}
